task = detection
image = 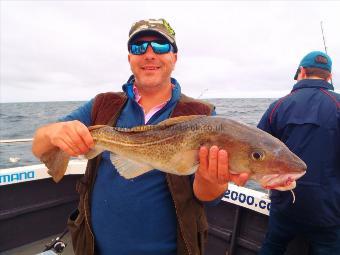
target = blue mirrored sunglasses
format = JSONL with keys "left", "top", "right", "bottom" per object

{"left": 129, "top": 40, "right": 174, "bottom": 55}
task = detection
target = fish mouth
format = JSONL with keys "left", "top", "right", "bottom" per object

{"left": 257, "top": 171, "right": 306, "bottom": 191}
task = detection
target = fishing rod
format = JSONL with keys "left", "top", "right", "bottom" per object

{"left": 320, "top": 21, "right": 333, "bottom": 85}
{"left": 197, "top": 88, "right": 209, "bottom": 99}
{"left": 320, "top": 21, "right": 328, "bottom": 54}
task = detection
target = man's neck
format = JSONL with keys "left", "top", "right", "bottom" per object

{"left": 304, "top": 76, "right": 324, "bottom": 80}
{"left": 134, "top": 82, "right": 173, "bottom": 113}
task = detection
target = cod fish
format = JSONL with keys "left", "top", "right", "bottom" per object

{"left": 41, "top": 115, "right": 306, "bottom": 191}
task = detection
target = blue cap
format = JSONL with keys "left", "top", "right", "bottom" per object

{"left": 294, "top": 51, "right": 332, "bottom": 80}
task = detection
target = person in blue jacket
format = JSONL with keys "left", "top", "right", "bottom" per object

{"left": 258, "top": 51, "right": 340, "bottom": 255}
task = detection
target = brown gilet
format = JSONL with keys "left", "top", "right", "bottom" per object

{"left": 67, "top": 92, "right": 215, "bottom": 255}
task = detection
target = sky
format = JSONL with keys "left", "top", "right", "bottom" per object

{"left": 1, "top": 1, "right": 340, "bottom": 102}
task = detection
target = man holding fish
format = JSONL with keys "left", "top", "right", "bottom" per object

{"left": 32, "top": 19, "right": 307, "bottom": 255}
{"left": 32, "top": 18, "right": 250, "bottom": 255}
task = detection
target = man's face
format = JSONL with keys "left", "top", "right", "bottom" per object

{"left": 128, "top": 35, "right": 177, "bottom": 89}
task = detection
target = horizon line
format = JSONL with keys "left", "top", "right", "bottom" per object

{"left": 0, "top": 97, "right": 279, "bottom": 104}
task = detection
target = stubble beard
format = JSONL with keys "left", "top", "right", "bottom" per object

{"left": 134, "top": 72, "right": 171, "bottom": 91}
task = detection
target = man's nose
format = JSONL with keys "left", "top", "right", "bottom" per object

{"left": 144, "top": 45, "right": 156, "bottom": 59}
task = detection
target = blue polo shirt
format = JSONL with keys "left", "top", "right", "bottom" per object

{"left": 258, "top": 79, "right": 340, "bottom": 226}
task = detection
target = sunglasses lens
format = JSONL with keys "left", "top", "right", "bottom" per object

{"left": 150, "top": 42, "right": 171, "bottom": 54}
{"left": 129, "top": 41, "right": 172, "bottom": 55}
{"left": 130, "top": 42, "right": 148, "bottom": 55}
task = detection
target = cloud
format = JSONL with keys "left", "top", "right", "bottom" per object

{"left": 1, "top": 1, "right": 340, "bottom": 102}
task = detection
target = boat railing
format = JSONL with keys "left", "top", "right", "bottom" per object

{"left": 0, "top": 138, "right": 34, "bottom": 143}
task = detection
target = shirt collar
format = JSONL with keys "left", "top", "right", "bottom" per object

{"left": 132, "top": 84, "right": 174, "bottom": 104}
{"left": 122, "top": 76, "right": 182, "bottom": 103}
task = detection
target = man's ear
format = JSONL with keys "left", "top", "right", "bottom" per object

{"left": 172, "top": 53, "right": 177, "bottom": 70}
{"left": 327, "top": 73, "right": 332, "bottom": 82}
{"left": 128, "top": 54, "right": 131, "bottom": 63}
{"left": 299, "top": 67, "right": 307, "bottom": 79}
{"left": 300, "top": 66, "right": 306, "bottom": 76}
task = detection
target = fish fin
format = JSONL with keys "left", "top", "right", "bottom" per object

{"left": 187, "top": 164, "right": 199, "bottom": 175}
{"left": 112, "top": 125, "right": 168, "bottom": 133}
{"left": 85, "top": 145, "right": 105, "bottom": 159}
{"left": 157, "top": 115, "right": 205, "bottom": 127}
{"left": 168, "top": 149, "right": 199, "bottom": 175}
{"left": 40, "top": 147, "right": 70, "bottom": 183}
{"left": 113, "top": 115, "right": 206, "bottom": 133}
{"left": 113, "top": 127, "right": 142, "bottom": 132}
{"left": 88, "top": 125, "right": 109, "bottom": 131}
{"left": 110, "top": 153, "right": 154, "bottom": 179}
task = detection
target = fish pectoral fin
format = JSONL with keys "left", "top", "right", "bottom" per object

{"left": 110, "top": 153, "right": 153, "bottom": 179}
{"left": 85, "top": 146, "right": 105, "bottom": 159}
{"left": 187, "top": 164, "right": 199, "bottom": 175}
{"left": 168, "top": 150, "right": 199, "bottom": 175}
{"left": 40, "top": 147, "right": 70, "bottom": 183}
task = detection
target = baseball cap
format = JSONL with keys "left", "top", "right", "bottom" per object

{"left": 127, "top": 18, "right": 178, "bottom": 53}
{"left": 294, "top": 51, "right": 332, "bottom": 80}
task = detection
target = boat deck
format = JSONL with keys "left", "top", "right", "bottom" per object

{"left": 2, "top": 233, "right": 74, "bottom": 255}
{"left": 1, "top": 161, "right": 309, "bottom": 255}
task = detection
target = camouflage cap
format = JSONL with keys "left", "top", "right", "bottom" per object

{"left": 128, "top": 18, "right": 178, "bottom": 53}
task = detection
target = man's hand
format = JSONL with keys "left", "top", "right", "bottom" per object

{"left": 48, "top": 121, "right": 94, "bottom": 156}
{"left": 193, "top": 146, "right": 249, "bottom": 201}
{"left": 32, "top": 120, "right": 94, "bottom": 158}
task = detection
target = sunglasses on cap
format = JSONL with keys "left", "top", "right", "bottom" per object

{"left": 129, "top": 40, "right": 174, "bottom": 55}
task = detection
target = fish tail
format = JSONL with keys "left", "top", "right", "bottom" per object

{"left": 40, "top": 147, "right": 70, "bottom": 183}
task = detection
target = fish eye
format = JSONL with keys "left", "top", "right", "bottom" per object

{"left": 251, "top": 151, "right": 265, "bottom": 161}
